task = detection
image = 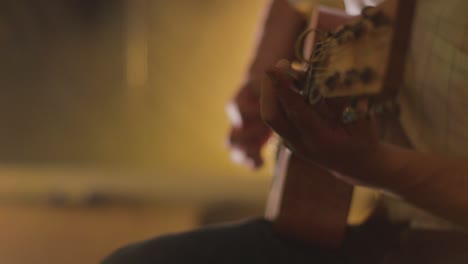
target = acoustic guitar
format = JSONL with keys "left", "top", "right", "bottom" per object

{"left": 264, "top": 0, "right": 416, "bottom": 248}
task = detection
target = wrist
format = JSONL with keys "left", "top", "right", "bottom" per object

{"left": 343, "top": 143, "right": 424, "bottom": 195}
{"left": 337, "top": 142, "right": 394, "bottom": 189}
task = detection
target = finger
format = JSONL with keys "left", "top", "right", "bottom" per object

{"left": 271, "top": 60, "right": 345, "bottom": 128}
{"left": 226, "top": 100, "right": 261, "bottom": 128}
{"left": 234, "top": 90, "right": 261, "bottom": 117}
{"left": 228, "top": 124, "right": 271, "bottom": 149}
{"left": 229, "top": 145, "right": 263, "bottom": 169}
{"left": 244, "top": 145, "right": 264, "bottom": 169}
{"left": 235, "top": 78, "right": 263, "bottom": 112}
{"left": 318, "top": 98, "right": 347, "bottom": 127}
{"left": 260, "top": 70, "right": 301, "bottom": 142}
{"left": 226, "top": 80, "right": 264, "bottom": 127}
{"left": 267, "top": 61, "right": 308, "bottom": 112}
{"left": 266, "top": 62, "right": 322, "bottom": 133}
{"left": 227, "top": 123, "right": 271, "bottom": 169}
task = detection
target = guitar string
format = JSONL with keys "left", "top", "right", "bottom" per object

{"left": 297, "top": 38, "right": 388, "bottom": 77}
{"left": 296, "top": 37, "right": 391, "bottom": 95}
{"left": 312, "top": 31, "right": 391, "bottom": 63}
{"left": 288, "top": 26, "right": 393, "bottom": 96}
{"left": 302, "top": 26, "right": 392, "bottom": 60}
{"left": 303, "top": 34, "right": 391, "bottom": 75}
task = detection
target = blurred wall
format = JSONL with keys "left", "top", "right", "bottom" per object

{"left": 123, "top": 0, "right": 274, "bottom": 178}
{"left": 0, "top": 0, "right": 125, "bottom": 164}
{"left": 0, "top": 1, "right": 273, "bottom": 263}
{"left": 0, "top": 0, "right": 272, "bottom": 203}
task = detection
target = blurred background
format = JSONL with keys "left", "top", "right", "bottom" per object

{"left": 0, "top": 0, "right": 273, "bottom": 263}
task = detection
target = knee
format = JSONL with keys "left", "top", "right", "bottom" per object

{"left": 102, "top": 233, "right": 192, "bottom": 264}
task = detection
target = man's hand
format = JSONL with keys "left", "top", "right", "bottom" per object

{"left": 261, "top": 60, "right": 382, "bottom": 184}
{"left": 226, "top": 77, "right": 272, "bottom": 169}
{"left": 224, "top": 0, "right": 307, "bottom": 169}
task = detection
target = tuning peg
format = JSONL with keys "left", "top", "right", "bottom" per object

{"left": 325, "top": 72, "right": 340, "bottom": 91}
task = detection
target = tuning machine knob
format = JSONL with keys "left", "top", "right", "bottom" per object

{"left": 362, "top": 6, "right": 390, "bottom": 28}
{"left": 325, "top": 72, "right": 340, "bottom": 91}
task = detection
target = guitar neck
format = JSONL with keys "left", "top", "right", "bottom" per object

{"left": 265, "top": 7, "right": 356, "bottom": 248}
{"left": 265, "top": 0, "right": 415, "bottom": 247}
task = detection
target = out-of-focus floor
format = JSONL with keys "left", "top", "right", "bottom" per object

{"left": 0, "top": 166, "right": 266, "bottom": 264}
{"left": 0, "top": 1, "right": 269, "bottom": 263}
{"left": 0, "top": 204, "right": 198, "bottom": 264}
{"left": 0, "top": 204, "right": 197, "bottom": 264}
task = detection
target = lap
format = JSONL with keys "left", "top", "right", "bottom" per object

{"left": 383, "top": 229, "right": 468, "bottom": 264}
{"left": 102, "top": 218, "right": 468, "bottom": 264}
{"left": 102, "top": 218, "right": 344, "bottom": 264}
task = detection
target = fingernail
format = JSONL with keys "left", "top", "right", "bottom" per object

{"left": 230, "top": 148, "right": 246, "bottom": 165}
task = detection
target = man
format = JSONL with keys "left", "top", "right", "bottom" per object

{"left": 104, "top": 0, "right": 468, "bottom": 263}
{"left": 229, "top": 0, "right": 468, "bottom": 229}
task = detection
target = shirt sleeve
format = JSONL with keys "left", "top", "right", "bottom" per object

{"left": 287, "top": 0, "right": 345, "bottom": 15}
{"left": 289, "top": 0, "right": 386, "bottom": 16}
{"left": 343, "top": 0, "right": 384, "bottom": 15}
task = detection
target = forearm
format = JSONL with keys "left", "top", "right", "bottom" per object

{"left": 359, "top": 143, "right": 468, "bottom": 226}
{"left": 246, "top": 0, "right": 306, "bottom": 79}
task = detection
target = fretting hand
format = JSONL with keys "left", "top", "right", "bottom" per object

{"left": 261, "top": 60, "right": 383, "bottom": 185}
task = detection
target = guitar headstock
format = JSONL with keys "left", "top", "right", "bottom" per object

{"left": 301, "top": 0, "right": 416, "bottom": 108}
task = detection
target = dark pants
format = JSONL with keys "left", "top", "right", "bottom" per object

{"left": 102, "top": 218, "right": 468, "bottom": 264}
{"left": 102, "top": 219, "right": 352, "bottom": 264}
